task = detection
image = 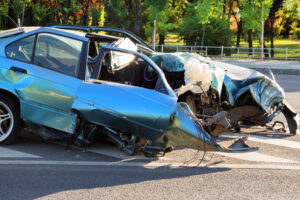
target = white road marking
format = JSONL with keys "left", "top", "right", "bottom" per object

{"left": 209, "top": 164, "right": 300, "bottom": 170}
{"left": 0, "top": 160, "right": 299, "bottom": 170}
{"left": 222, "top": 132, "right": 300, "bottom": 150}
{"left": 0, "top": 147, "right": 41, "bottom": 158}
{"left": 216, "top": 152, "right": 299, "bottom": 163}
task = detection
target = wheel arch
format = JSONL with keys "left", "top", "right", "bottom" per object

{"left": 0, "top": 88, "right": 20, "bottom": 111}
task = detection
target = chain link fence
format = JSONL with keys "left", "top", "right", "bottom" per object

{"left": 151, "top": 45, "right": 300, "bottom": 61}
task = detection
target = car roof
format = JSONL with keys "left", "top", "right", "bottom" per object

{"left": 0, "top": 26, "right": 87, "bottom": 40}
{"left": 0, "top": 27, "right": 88, "bottom": 57}
{"left": 49, "top": 24, "right": 155, "bottom": 51}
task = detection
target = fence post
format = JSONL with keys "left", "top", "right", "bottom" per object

{"left": 221, "top": 46, "right": 224, "bottom": 59}
{"left": 205, "top": 46, "right": 208, "bottom": 56}
{"left": 161, "top": 44, "right": 164, "bottom": 53}
{"left": 268, "top": 48, "right": 271, "bottom": 58}
{"left": 285, "top": 48, "right": 288, "bottom": 61}
{"left": 237, "top": 47, "right": 239, "bottom": 58}
{"left": 176, "top": 45, "right": 178, "bottom": 52}
{"left": 190, "top": 46, "right": 192, "bottom": 53}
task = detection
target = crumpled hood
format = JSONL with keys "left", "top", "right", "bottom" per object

{"left": 150, "top": 52, "right": 285, "bottom": 114}
{"left": 214, "top": 61, "right": 285, "bottom": 114}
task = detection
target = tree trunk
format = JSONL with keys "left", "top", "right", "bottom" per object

{"left": 227, "top": 0, "right": 233, "bottom": 23}
{"left": 73, "top": 16, "right": 77, "bottom": 25}
{"left": 81, "top": 0, "right": 89, "bottom": 26}
{"left": 267, "top": 0, "right": 283, "bottom": 57}
{"left": 248, "top": 29, "right": 253, "bottom": 55}
{"left": 159, "top": 33, "right": 165, "bottom": 45}
{"left": 223, "top": 0, "right": 226, "bottom": 19}
{"left": 260, "top": 5, "right": 264, "bottom": 58}
{"left": 263, "top": 42, "right": 269, "bottom": 58}
{"left": 133, "top": 0, "right": 142, "bottom": 35}
{"left": 26, "top": 3, "right": 33, "bottom": 26}
{"left": 236, "top": 19, "right": 242, "bottom": 47}
{"left": 270, "top": 14, "right": 274, "bottom": 57}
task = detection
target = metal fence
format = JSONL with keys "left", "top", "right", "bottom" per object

{"left": 151, "top": 45, "right": 300, "bottom": 61}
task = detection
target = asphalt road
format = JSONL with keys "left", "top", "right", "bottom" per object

{"left": 1, "top": 74, "right": 300, "bottom": 200}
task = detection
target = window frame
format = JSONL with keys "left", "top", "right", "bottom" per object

{"left": 5, "top": 31, "right": 88, "bottom": 80}
{"left": 5, "top": 34, "right": 36, "bottom": 64}
{"left": 91, "top": 44, "right": 176, "bottom": 97}
{"left": 33, "top": 32, "right": 87, "bottom": 79}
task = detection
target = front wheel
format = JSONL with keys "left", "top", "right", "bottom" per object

{"left": 0, "top": 95, "right": 21, "bottom": 144}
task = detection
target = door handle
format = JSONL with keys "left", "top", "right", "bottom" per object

{"left": 10, "top": 66, "right": 27, "bottom": 74}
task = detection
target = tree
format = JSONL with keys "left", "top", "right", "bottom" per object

{"left": 32, "top": 2, "right": 50, "bottom": 25}
{"left": 144, "top": 0, "right": 172, "bottom": 45}
{"left": 265, "top": 0, "right": 284, "bottom": 57}
{"left": 103, "top": 0, "right": 143, "bottom": 35}
{"left": 178, "top": 1, "right": 233, "bottom": 55}
{"left": 90, "top": 1, "right": 105, "bottom": 26}
{"left": 241, "top": 0, "right": 272, "bottom": 51}
{"left": 280, "top": 0, "right": 300, "bottom": 38}
{"left": 230, "top": 0, "right": 243, "bottom": 47}
{"left": 0, "top": 0, "right": 9, "bottom": 29}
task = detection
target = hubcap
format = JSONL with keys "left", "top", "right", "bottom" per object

{"left": 0, "top": 101, "right": 14, "bottom": 142}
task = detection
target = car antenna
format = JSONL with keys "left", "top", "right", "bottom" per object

{"left": 0, "top": 7, "right": 19, "bottom": 27}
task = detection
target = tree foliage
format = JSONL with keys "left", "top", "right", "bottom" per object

{"left": 0, "top": 0, "right": 298, "bottom": 48}
{"left": 178, "top": 2, "right": 233, "bottom": 54}
{"left": 241, "top": 0, "right": 273, "bottom": 32}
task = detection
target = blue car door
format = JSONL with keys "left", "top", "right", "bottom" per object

{"left": 4, "top": 33, "right": 87, "bottom": 133}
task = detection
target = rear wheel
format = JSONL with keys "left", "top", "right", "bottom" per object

{"left": 0, "top": 96, "right": 21, "bottom": 144}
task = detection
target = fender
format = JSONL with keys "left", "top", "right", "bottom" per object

{"left": 0, "top": 80, "right": 18, "bottom": 97}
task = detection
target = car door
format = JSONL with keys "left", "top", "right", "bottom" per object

{"left": 73, "top": 45, "right": 177, "bottom": 141}
{"left": 5, "top": 33, "right": 87, "bottom": 133}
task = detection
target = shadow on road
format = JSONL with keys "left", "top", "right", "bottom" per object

{"left": 0, "top": 135, "right": 231, "bottom": 200}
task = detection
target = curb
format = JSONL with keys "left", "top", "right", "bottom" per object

{"left": 249, "top": 67, "right": 300, "bottom": 75}
{"left": 213, "top": 59, "right": 300, "bottom": 75}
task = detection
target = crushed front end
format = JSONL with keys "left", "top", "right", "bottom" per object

{"left": 150, "top": 52, "right": 299, "bottom": 136}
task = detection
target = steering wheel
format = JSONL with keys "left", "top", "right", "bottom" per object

{"left": 143, "top": 64, "right": 158, "bottom": 82}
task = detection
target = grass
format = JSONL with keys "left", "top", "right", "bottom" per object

{"left": 164, "top": 33, "right": 184, "bottom": 45}
{"left": 239, "top": 39, "right": 300, "bottom": 50}
{"left": 163, "top": 33, "right": 300, "bottom": 59}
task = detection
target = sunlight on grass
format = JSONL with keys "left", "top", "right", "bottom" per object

{"left": 165, "top": 34, "right": 299, "bottom": 49}
{"left": 164, "top": 33, "right": 299, "bottom": 58}
{"left": 164, "top": 33, "right": 184, "bottom": 45}
{"left": 239, "top": 39, "right": 300, "bottom": 50}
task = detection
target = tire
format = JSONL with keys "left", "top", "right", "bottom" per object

{"left": 0, "top": 95, "right": 21, "bottom": 145}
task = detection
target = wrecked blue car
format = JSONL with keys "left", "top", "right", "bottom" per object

{"left": 0, "top": 27, "right": 297, "bottom": 156}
